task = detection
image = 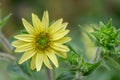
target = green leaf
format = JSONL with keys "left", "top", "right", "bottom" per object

{"left": 91, "top": 31, "right": 99, "bottom": 40}
{"left": 0, "top": 13, "right": 12, "bottom": 29}
{"left": 91, "top": 25, "right": 99, "bottom": 31}
{"left": 106, "top": 18, "right": 112, "bottom": 28}
{"left": 81, "top": 61, "right": 101, "bottom": 76}
{"left": 99, "top": 21, "right": 106, "bottom": 28}
{"left": 20, "top": 29, "right": 28, "bottom": 34}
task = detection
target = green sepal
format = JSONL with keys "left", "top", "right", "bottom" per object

{"left": 68, "top": 45, "right": 81, "bottom": 66}
{"left": 20, "top": 29, "right": 28, "bottom": 34}
{"left": 81, "top": 61, "right": 101, "bottom": 76}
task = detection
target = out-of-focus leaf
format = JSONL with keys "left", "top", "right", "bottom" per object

{"left": 56, "top": 71, "right": 74, "bottom": 80}
{"left": 105, "top": 56, "right": 120, "bottom": 70}
{"left": 91, "top": 31, "right": 99, "bottom": 40}
{"left": 91, "top": 26, "right": 99, "bottom": 31}
{"left": 102, "top": 60, "right": 111, "bottom": 71}
{"left": 0, "top": 13, "right": 12, "bottom": 29}
{"left": 8, "top": 62, "right": 32, "bottom": 80}
{"left": 7, "top": 62, "right": 23, "bottom": 74}
{"left": 79, "top": 25, "right": 96, "bottom": 43}
{"left": 19, "top": 61, "right": 32, "bottom": 76}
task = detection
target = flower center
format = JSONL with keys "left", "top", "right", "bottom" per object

{"left": 38, "top": 36, "right": 48, "bottom": 46}
{"left": 36, "top": 33, "right": 50, "bottom": 49}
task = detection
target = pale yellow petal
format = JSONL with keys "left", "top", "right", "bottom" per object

{"left": 46, "top": 51, "right": 58, "bottom": 67}
{"left": 51, "top": 30, "right": 69, "bottom": 41}
{"left": 30, "top": 55, "right": 36, "bottom": 70}
{"left": 43, "top": 54, "right": 52, "bottom": 69}
{"left": 61, "top": 22, "right": 68, "bottom": 30}
{"left": 55, "top": 37, "right": 71, "bottom": 43}
{"left": 14, "top": 34, "right": 33, "bottom": 42}
{"left": 22, "top": 18, "right": 35, "bottom": 34}
{"left": 57, "top": 22, "right": 68, "bottom": 31}
{"left": 12, "top": 40, "right": 28, "bottom": 47}
{"left": 18, "top": 50, "right": 36, "bottom": 64}
{"left": 36, "top": 53, "right": 43, "bottom": 71}
{"left": 42, "top": 11, "right": 49, "bottom": 30}
{"left": 32, "top": 13, "right": 43, "bottom": 32}
{"left": 49, "top": 18, "right": 63, "bottom": 33}
{"left": 15, "top": 43, "right": 33, "bottom": 52}
{"left": 55, "top": 51, "right": 67, "bottom": 58}
{"left": 51, "top": 43, "right": 69, "bottom": 52}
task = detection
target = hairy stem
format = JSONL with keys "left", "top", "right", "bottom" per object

{"left": 92, "top": 47, "right": 101, "bottom": 62}
{"left": 46, "top": 68, "right": 53, "bottom": 80}
{"left": 52, "top": 67, "right": 56, "bottom": 80}
{"left": 75, "top": 71, "right": 83, "bottom": 80}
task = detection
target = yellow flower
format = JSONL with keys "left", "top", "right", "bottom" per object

{"left": 12, "top": 11, "right": 71, "bottom": 71}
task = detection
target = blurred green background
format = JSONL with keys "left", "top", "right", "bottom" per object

{"left": 1, "top": 0, "right": 120, "bottom": 80}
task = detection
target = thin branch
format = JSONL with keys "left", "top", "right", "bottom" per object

{"left": 0, "top": 52, "right": 16, "bottom": 61}
{"left": 0, "top": 31, "right": 13, "bottom": 53}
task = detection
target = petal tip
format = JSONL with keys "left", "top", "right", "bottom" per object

{"left": 18, "top": 60, "right": 23, "bottom": 64}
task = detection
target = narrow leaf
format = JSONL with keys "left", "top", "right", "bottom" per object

{"left": 0, "top": 13, "right": 12, "bottom": 29}
{"left": 99, "top": 21, "right": 106, "bottom": 28}
{"left": 106, "top": 18, "right": 112, "bottom": 28}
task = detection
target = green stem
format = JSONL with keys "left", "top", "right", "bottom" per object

{"left": 68, "top": 45, "right": 78, "bottom": 54}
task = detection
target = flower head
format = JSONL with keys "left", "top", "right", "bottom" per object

{"left": 12, "top": 11, "right": 71, "bottom": 71}
{"left": 92, "top": 19, "right": 119, "bottom": 51}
